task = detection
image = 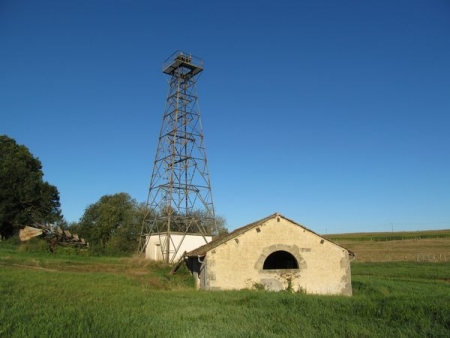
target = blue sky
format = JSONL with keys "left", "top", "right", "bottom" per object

{"left": 1, "top": 0, "right": 449, "bottom": 234}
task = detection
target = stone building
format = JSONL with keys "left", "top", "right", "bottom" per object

{"left": 180, "top": 213, "right": 354, "bottom": 295}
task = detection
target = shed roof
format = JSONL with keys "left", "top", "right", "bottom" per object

{"left": 184, "top": 212, "right": 354, "bottom": 257}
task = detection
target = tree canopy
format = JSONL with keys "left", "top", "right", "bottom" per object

{"left": 75, "top": 193, "right": 228, "bottom": 255}
{"left": 76, "top": 192, "right": 145, "bottom": 254}
{"left": 0, "top": 135, "right": 62, "bottom": 239}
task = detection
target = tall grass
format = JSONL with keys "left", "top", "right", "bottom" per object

{"left": 1, "top": 243, "right": 449, "bottom": 337}
{"left": 326, "top": 229, "right": 450, "bottom": 242}
{"left": 352, "top": 261, "right": 450, "bottom": 281}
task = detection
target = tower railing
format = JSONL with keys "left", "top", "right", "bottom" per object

{"left": 162, "top": 50, "right": 204, "bottom": 76}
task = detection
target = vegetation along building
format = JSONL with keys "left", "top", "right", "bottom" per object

{"left": 178, "top": 213, "right": 355, "bottom": 295}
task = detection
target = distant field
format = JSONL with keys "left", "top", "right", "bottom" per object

{"left": 325, "top": 229, "right": 450, "bottom": 241}
{"left": 1, "top": 239, "right": 449, "bottom": 337}
{"left": 325, "top": 229, "right": 450, "bottom": 262}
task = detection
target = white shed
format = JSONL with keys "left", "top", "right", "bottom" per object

{"left": 145, "top": 233, "right": 212, "bottom": 263}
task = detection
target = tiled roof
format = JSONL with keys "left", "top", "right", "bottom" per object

{"left": 184, "top": 212, "right": 354, "bottom": 257}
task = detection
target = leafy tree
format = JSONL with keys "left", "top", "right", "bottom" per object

{"left": 78, "top": 193, "right": 144, "bottom": 254}
{"left": 66, "top": 221, "right": 81, "bottom": 234}
{"left": 143, "top": 206, "right": 228, "bottom": 236}
{"left": 215, "top": 215, "right": 228, "bottom": 235}
{"left": 187, "top": 209, "right": 228, "bottom": 235}
{"left": 0, "top": 135, "right": 62, "bottom": 240}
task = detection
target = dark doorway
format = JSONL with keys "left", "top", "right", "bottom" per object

{"left": 263, "top": 251, "right": 299, "bottom": 270}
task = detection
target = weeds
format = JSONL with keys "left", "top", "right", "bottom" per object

{"left": 250, "top": 281, "right": 266, "bottom": 291}
{"left": 1, "top": 241, "right": 449, "bottom": 337}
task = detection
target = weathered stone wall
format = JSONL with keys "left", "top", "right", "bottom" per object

{"left": 199, "top": 217, "right": 352, "bottom": 295}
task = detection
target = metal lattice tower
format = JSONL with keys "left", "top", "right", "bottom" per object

{"left": 138, "top": 51, "right": 217, "bottom": 263}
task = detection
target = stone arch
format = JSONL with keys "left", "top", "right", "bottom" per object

{"left": 255, "top": 244, "right": 307, "bottom": 272}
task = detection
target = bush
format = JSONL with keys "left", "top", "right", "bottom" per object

{"left": 18, "top": 237, "right": 50, "bottom": 253}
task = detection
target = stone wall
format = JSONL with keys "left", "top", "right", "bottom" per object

{"left": 198, "top": 216, "right": 352, "bottom": 295}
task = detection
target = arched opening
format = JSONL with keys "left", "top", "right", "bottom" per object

{"left": 263, "top": 250, "right": 299, "bottom": 270}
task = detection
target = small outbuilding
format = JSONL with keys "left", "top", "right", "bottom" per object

{"left": 181, "top": 213, "right": 354, "bottom": 295}
{"left": 145, "top": 233, "right": 212, "bottom": 263}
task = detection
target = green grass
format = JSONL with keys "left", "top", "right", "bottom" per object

{"left": 352, "top": 261, "right": 450, "bottom": 281}
{"left": 325, "top": 229, "right": 450, "bottom": 242}
{"left": 1, "top": 242, "right": 449, "bottom": 337}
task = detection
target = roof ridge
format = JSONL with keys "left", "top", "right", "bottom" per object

{"left": 183, "top": 213, "right": 355, "bottom": 258}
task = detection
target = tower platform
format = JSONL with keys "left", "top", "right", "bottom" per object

{"left": 162, "top": 51, "right": 203, "bottom": 77}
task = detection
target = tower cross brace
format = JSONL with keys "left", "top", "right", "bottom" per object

{"left": 138, "top": 51, "right": 217, "bottom": 263}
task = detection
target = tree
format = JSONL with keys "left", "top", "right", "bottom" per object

{"left": 77, "top": 193, "right": 143, "bottom": 254}
{"left": 0, "top": 135, "right": 62, "bottom": 240}
{"left": 187, "top": 209, "right": 228, "bottom": 235}
{"left": 215, "top": 215, "right": 228, "bottom": 235}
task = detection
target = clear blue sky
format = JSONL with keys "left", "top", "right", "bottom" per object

{"left": 2, "top": 0, "right": 449, "bottom": 234}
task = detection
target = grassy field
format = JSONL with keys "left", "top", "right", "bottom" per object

{"left": 326, "top": 229, "right": 450, "bottom": 242}
{"left": 326, "top": 229, "right": 450, "bottom": 262}
{"left": 1, "top": 237, "right": 449, "bottom": 337}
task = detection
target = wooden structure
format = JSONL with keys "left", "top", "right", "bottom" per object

{"left": 19, "top": 224, "right": 87, "bottom": 252}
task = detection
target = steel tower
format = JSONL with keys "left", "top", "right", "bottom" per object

{"left": 138, "top": 51, "right": 217, "bottom": 263}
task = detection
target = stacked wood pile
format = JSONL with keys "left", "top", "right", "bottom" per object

{"left": 19, "top": 224, "right": 87, "bottom": 252}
